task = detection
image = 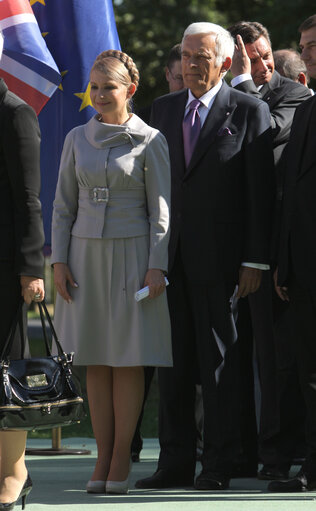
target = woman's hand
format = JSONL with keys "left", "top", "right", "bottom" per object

{"left": 144, "top": 269, "right": 166, "bottom": 299}
{"left": 53, "top": 263, "right": 78, "bottom": 304}
{"left": 20, "top": 276, "right": 45, "bottom": 305}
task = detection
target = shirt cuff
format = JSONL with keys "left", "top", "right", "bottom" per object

{"left": 231, "top": 74, "right": 252, "bottom": 87}
{"left": 242, "top": 262, "right": 270, "bottom": 270}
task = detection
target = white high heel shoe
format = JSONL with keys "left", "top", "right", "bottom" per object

{"left": 86, "top": 480, "right": 106, "bottom": 493}
{"left": 106, "top": 477, "right": 129, "bottom": 494}
{"left": 106, "top": 460, "right": 132, "bottom": 494}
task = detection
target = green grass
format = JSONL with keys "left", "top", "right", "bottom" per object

{"left": 27, "top": 338, "right": 159, "bottom": 440}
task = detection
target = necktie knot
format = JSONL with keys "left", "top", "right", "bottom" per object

{"left": 188, "top": 99, "right": 201, "bottom": 112}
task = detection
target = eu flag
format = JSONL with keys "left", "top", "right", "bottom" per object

{"left": 32, "top": 0, "right": 121, "bottom": 244}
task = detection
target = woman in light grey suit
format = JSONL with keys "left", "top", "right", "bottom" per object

{"left": 51, "top": 50, "right": 172, "bottom": 494}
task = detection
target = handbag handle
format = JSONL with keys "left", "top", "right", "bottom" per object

{"left": 1, "top": 299, "right": 65, "bottom": 360}
{"left": 37, "top": 300, "right": 65, "bottom": 358}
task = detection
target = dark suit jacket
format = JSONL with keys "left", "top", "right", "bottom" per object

{"left": 234, "top": 71, "right": 311, "bottom": 166}
{"left": 0, "top": 78, "right": 44, "bottom": 278}
{"left": 278, "top": 94, "right": 316, "bottom": 290}
{"left": 151, "top": 81, "right": 275, "bottom": 285}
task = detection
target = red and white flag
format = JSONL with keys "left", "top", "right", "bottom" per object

{"left": 0, "top": 0, "right": 61, "bottom": 114}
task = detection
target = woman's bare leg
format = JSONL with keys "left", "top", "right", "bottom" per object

{"left": 0, "top": 430, "right": 27, "bottom": 504}
{"left": 107, "top": 366, "right": 144, "bottom": 481}
{"left": 87, "top": 365, "right": 114, "bottom": 481}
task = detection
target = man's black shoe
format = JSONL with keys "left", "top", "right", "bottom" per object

{"left": 135, "top": 469, "right": 194, "bottom": 489}
{"left": 194, "top": 471, "right": 230, "bottom": 490}
{"left": 268, "top": 471, "right": 316, "bottom": 492}
{"left": 257, "top": 464, "right": 289, "bottom": 481}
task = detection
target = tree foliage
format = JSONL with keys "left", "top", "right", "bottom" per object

{"left": 114, "top": 0, "right": 228, "bottom": 108}
{"left": 113, "top": 0, "right": 316, "bottom": 107}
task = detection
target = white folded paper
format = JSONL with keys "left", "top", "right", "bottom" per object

{"left": 135, "top": 277, "right": 169, "bottom": 302}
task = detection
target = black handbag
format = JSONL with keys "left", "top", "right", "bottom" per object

{"left": 0, "top": 299, "right": 85, "bottom": 430}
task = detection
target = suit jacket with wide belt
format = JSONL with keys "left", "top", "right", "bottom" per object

{"left": 278, "top": 94, "right": 316, "bottom": 290}
{"left": 0, "top": 78, "right": 44, "bottom": 278}
{"left": 150, "top": 81, "right": 275, "bottom": 284}
{"left": 51, "top": 114, "right": 171, "bottom": 272}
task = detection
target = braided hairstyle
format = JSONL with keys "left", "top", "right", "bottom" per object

{"left": 92, "top": 49, "right": 139, "bottom": 90}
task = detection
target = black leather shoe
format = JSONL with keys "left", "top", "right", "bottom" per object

{"left": 194, "top": 471, "right": 230, "bottom": 490}
{"left": 257, "top": 465, "right": 289, "bottom": 480}
{"left": 268, "top": 471, "right": 316, "bottom": 492}
{"left": 135, "top": 469, "right": 194, "bottom": 489}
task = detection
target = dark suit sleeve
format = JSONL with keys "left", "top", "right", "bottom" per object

{"left": 243, "top": 100, "right": 275, "bottom": 264}
{"left": 4, "top": 103, "right": 44, "bottom": 277}
{"left": 235, "top": 78, "right": 311, "bottom": 147}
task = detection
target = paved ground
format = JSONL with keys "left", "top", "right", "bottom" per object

{"left": 22, "top": 437, "right": 316, "bottom": 511}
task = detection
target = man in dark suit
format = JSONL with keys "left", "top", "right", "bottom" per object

{"left": 227, "top": 21, "right": 311, "bottom": 480}
{"left": 269, "top": 14, "right": 316, "bottom": 492}
{"left": 135, "top": 21, "right": 275, "bottom": 491}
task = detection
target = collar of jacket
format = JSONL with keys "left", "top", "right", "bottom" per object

{"left": 84, "top": 113, "right": 147, "bottom": 149}
{"left": 259, "top": 71, "right": 282, "bottom": 97}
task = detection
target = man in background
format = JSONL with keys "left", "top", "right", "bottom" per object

{"left": 137, "top": 43, "right": 183, "bottom": 124}
{"left": 273, "top": 48, "right": 310, "bottom": 87}
{"left": 270, "top": 14, "right": 316, "bottom": 492}
{"left": 228, "top": 20, "right": 310, "bottom": 481}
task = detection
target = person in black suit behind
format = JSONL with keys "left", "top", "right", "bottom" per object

{"left": 269, "top": 13, "right": 316, "bottom": 493}
{"left": 227, "top": 21, "right": 311, "bottom": 480}
{"left": 0, "top": 31, "right": 45, "bottom": 508}
{"left": 135, "top": 21, "right": 275, "bottom": 491}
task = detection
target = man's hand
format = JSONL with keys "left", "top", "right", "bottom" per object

{"left": 237, "top": 266, "right": 262, "bottom": 298}
{"left": 53, "top": 263, "right": 78, "bottom": 304}
{"left": 230, "top": 34, "right": 251, "bottom": 77}
{"left": 144, "top": 269, "right": 166, "bottom": 299}
{"left": 273, "top": 267, "right": 289, "bottom": 301}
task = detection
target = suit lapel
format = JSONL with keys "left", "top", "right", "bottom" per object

{"left": 185, "top": 82, "right": 235, "bottom": 177}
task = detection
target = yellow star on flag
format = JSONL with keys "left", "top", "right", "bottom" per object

{"left": 30, "top": 0, "right": 46, "bottom": 6}
{"left": 74, "top": 83, "right": 92, "bottom": 111}
{"left": 58, "top": 70, "right": 69, "bottom": 91}
{"left": 41, "top": 32, "right": 49, "bottom": 38}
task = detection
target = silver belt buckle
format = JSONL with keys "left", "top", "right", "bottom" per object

{"left": 92, "top": 187, "right": 109, "bottom": 203}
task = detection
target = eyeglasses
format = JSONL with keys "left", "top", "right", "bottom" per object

{"left": 167, "top": 68, "right": 184, "bottom": 82}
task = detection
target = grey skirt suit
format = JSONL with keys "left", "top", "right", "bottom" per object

{"left": 51, "top": 114, "right": 172, "bottom": 367}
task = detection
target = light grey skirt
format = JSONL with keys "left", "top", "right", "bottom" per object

{"left": 54, "top": 235, "right": 172, "bottom": 367}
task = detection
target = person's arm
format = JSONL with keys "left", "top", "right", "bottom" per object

{"left": 4, "top": 103, "right": 45, "bottom": 278}
{"left": 237, "top": 100, "right": 275, "bottom": 297}
{"left": 143, "top": 129, "right": 171, "bottom": 298}
{"left": 51, "top": 131, "right": 79, "bottom": 302}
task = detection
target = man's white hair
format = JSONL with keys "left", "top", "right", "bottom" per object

{"left": 0, "top": 32, "right": 4, "bottom": 60}
{"left": 182, "top": 22, "right": 234, "bottom": 67}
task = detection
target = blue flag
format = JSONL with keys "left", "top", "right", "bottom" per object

{"left": 32, "top": 0, "right": 120, "bottom": 245}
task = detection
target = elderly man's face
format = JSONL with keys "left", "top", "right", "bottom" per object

{"left": 244, "top": 36, "right": 274, "bottom": 86}
{"left": 181, "top": 33, "right": 228, "bottom": 97}
{"left": 300, "top": 26, "right": 316, "bottom": 80}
